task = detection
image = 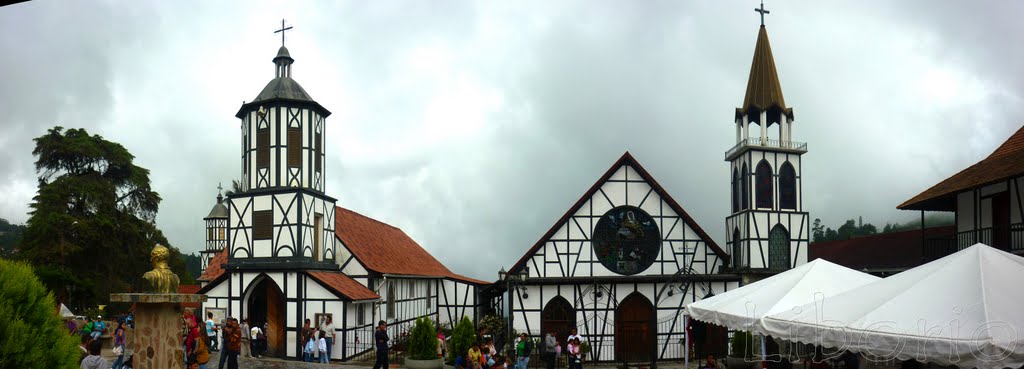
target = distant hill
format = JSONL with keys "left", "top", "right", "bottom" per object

{"left": 0, "top": 218, "right": 26, "bottom": 256}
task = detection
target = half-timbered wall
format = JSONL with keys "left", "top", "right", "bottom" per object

{"left": 953, "top": 175, "right": 1024, "bottom": 250}
{"left": 240, "top": 105, "right": 327, "bottom": 192}
{"left": 726, "top": 149, "right": 809, "bottom": 269}
{"left": 227, "top": 192, "right": 336, "bottom": 261}
{"left": 439, "top": 279, "right": 479, "bottom": 328}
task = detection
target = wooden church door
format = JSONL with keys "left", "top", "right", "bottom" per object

{"left": 615, "top": 292, "right": 656, "bottom": 363}
{"left": 542, "top": 297, "right": 576, "bottom": 348}
{"left": 247, "top": 277, "right": 286, "bottom": 358}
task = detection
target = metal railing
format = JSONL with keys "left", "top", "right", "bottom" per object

{"left": 725, "top": 138, "right": 808, "bottom": 159}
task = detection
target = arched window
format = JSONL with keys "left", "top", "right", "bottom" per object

{"left": 755, "top": 160, "right": 773, "bottom": 209}
{"left": 387, "top": 282, "right": 396, "bottom": 319}
{"left": 732, "top": 229, "right": 743, "bottom": 268}
{"left": 779, "top": 162, "right": 796, "bottom": 210}
{"left": 768, "top": 225, "right": 790, "bottom": 269}
{"left": 741, "top": 163, "right": 749, "bottom": 210}
{"left": 731, "top": 168, "right": 740, "bottom": 213}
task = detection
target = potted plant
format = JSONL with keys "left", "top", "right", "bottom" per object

{"left": 725, "top": 331, "right": 757, "bottom": 369}
{"left": 406, "top": 317, "right": 442, "bottom": 369}
{"left": 580, "top": 340, "right": 591, "bottom": 361}
{"left": 444, "top": 316, "right": 476, "bottom": 369}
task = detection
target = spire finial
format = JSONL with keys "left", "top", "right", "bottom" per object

{"left": 755, "top": 1, "right": 770, "bottom": 26}
{"left": 272, "top": 18, "right": 292, "bottom": 46}
{"left": 217, "top": 182, "right": 224, "bottom": 203}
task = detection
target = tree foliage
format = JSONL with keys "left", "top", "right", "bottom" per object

{"left": 409, "top": 316, "right": 439, "bottom": 360}
{"left": 447, "top": 316, "right": 476, "bottom": 364}
{"left": 20, "top": 127, "right": 186, "bottom": 309}
{"left": 0, "top": 259, "right": 80, "bottom": 369}
{"left": 812, "top": 214, "right": 954, "bottom": 244}
{"left": 0, "top": 218, "right": 26, "bottom": 258}
{"left": 729, "top": 331, "right": 754, "bottom": 358}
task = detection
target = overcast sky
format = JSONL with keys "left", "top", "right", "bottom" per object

{"left": 1, "top": 1, "right": 1021, "bottom": 281}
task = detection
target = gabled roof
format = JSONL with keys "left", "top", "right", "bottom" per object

{"left": 810, "top": 226, "right": 955, "bottom": 272}
{"left": 735, "top": 26, "right": 793, "bottom": 125}
{"left": 899, "top": 125, "right": 1024, "bottom": 211}
{"left": 307, "top": 271, "right": 381, "bottom": 301}
{"left": 198, "top": 248, "right": 228, "bottom": 283}
{"left": 509, "top": 152, "right": 727, "bottom": 274}
{"left": 334, "top": 206, "right": 488, "bottom": 285}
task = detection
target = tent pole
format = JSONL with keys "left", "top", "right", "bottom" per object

{"left": 760, "top": 335, "right": 767, "bottom": 369}
{"left": 684, "top": 315, "right": 689, "bottom": 369}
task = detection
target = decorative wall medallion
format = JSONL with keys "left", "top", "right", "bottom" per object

{"left": 592, "top": 205, "right": 661, "bottom": 275}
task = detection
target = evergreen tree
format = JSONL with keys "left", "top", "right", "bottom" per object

{"left": 0, "top": 259, "right": 80, "bottom": 369}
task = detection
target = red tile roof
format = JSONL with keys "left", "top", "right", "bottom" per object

{"left": 509, "top": 152, "right": 727, "bottom": 275}
{"left": 809, "top": 226, "right": 955, "bottom": 272}
{"left": 177, "top": 285, "right": 202, "bottom": 308}
{"left": 307, "top": 271, "right": 381, "bottom": 301}
{"left": 198, "top": 248, "right": 229, "bottom": 282}
{"left": 900, "top": 125, "right": 1024, "bottom": 211}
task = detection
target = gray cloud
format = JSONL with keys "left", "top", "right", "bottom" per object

{"left": 1, "top": 1, "right": 1021, "bottom": 281}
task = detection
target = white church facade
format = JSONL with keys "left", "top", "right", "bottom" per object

{"left": 197, "top": 40, "right": 484, "bottom": 362}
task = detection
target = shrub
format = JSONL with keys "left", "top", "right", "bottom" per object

{"left": 447, "top": 316, "right": 476, "bottom": 364}
{"left": 730, "top": 331, "right": 755, "bottom": 358}
{"left": 0, "top": 259, "right": 80, "bottom": 369}
{"left": 408, "top": 317, "right": 439, "bottom": 360}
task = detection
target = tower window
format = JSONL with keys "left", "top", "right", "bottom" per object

{"left": 731, "top": 168, "right": 739, "bottom": 213}
{"left": 257, "top": 126, "right": 270, "bottom": 169}
{"left": 768, "top": 224, "right": 790, "bottom": 269}
{"left": 755, "top": 160, "right": 773, "bottom": 209}
{"left": 315, "top": 131, "right": 322, "bottom": 173}
{"left": 732, "top": 229, "right": 743, "bottom": 268}
{"left": 253, "top": 210, "right": 273, "bottom": 240}
{"left": 288, "top": 126, "right": 302, "bottom": 168}
{"left": 779, "top": 162, "right": 796, "bottom": 210}
{"left": 741, "top": 163, "right": 749, "bottom": 210}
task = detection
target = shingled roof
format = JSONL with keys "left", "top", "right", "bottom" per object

{"left": 735, "top": 26, "right": 793, "bottom": 125}
{"left": 335, "top": 206, "right": 489, "bottom": 285}
{"left": 198, "top": 248, "right": 229, "bottom": 283}
{"left": 307, "top": 271, "right": 380, "bottom": 301}
{"left": 899, "top": 125, "right": 1024, "bottom": 211}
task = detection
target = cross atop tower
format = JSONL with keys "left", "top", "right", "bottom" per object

{"left": 754, "top": 1, "right": 770, "bottom": 26}
{"left": 272, "top": 19, "right": 292, "bottom": 47}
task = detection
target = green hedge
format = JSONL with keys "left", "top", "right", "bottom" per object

{"left": 0, "top": 259, "right": 80, "bottom": 369}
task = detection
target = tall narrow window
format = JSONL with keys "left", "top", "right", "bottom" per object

{"left": 313, "top": 213, "right": 323, "bottom": 261}
{"left": 387, "top": 282, "right": 396, "bottom": 319}
{"left": 315, "top": 131, "right": 322, "bottom": 173}
{"left": 287, "top": 126, "right": 301, "bottom": 168}
{"left": 731, "top": 168, "right": 740, "bottom": 213}
{"left": 768, "top": 224, "right": 790, "bottom": 269}
{"left": 257, "top": 126, "right": 270, "bottom": 169}
{"left": 427, "top": 282, "right": 433, "bottom": 310}
{"left": 732, "top": 229, "right": 743, "bottom": 268}
{"left": 357, "top": 305, "right": 366, "bottom": 325}
{"left": 253, "top": 210, "right": 273, "bottom": 240}
{"left": 741, "top": 163, "right": 749, "bottom": 210}
{"left": 755, "top": 160, "right": 773, "bottom": 209}
{"left": 779, "top": 162, "right": 796, "bottom": 210}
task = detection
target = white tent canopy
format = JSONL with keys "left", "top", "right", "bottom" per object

{"left": 686, "top": 258, "right": 881, "bottom": 333}
{"left": 59, "top": 303, "right": 74, "bottom": 318}
{"left": 762, "top": 243, "right": 1024, "bottom": 369}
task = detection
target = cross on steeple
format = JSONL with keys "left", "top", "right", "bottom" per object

{"left": 272, "top": 18, "right": 292, "bottom": 46}
{"left": 754, "top": 1, "right": 770, "bottom": 26}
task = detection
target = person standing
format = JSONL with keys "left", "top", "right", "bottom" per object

{"left": 516, "top": 333, "right": 532, "bottom": 369}
{"left": 80, "top": 340, "right": 108, "bottom": 369}
{"left": 111, "top": 321, "right": 126, "bottom": 369}
{"left": 320, "top": 316, "right": 336, "bottom": 361}
{"left": 318, "top": 331, "right": 329, "bottom": 363}
{"left": 250, "top": 322, "right": 264, "bottom": 358}
{"left": 372, "top": 320, "right": 390, "bottom": 369}
{"left": 224, "top": 318, "right": 241, "bottom": 369}
{"left": 205, "top": 312, "right": 219, "bottom": 352}
{"left": 302, "top": 318, "right": 313, "bottom": 346}
{"left": 543, "top": 331, "right": 557, "bottom": 369}
{"left": 239, "top": 318, "right": 251, "bottom": 358}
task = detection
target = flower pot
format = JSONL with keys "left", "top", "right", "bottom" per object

{"left": 443, "top": 362, "right": 455, "bottom": 369}
{"left": 405, "top": 358, "right": 443, "bottom": 369}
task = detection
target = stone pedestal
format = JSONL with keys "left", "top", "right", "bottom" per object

{"left": 111, "top": 293, "right": 207, "bottom": 369}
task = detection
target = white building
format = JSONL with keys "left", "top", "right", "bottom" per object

{"left": 197, "top": 40, "right": 484, "bottom": 362}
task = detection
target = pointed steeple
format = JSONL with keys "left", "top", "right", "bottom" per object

{"left": 735, "top": 26, "right": 793, "bottom": 125}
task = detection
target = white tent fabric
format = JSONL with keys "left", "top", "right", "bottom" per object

{"left": 686, "top": 258, "right": 880, "bottom": 333}
{"left": 59, "top": 303, "right": 74, "bottom": 318}
{"left": 761, "top": 243, "right": 1024, "bottom": 369}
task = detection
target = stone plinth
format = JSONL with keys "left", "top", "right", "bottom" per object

{"left": 111, "top": 293, "right": 207, "bottom": 369}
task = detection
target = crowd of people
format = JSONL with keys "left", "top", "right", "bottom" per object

{"left": 69, "top": 315, "right": 128, "bottom": 369}
{"left": 444, "top": 327, "right": 587, "bottom": 369}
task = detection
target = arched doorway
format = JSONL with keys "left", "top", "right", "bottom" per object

{"left": 247, "top": 276, "right": 286, "bottom": 358}
{"left": 541, "top": 296, "right": 576, "bottom": 347}
{"left": 615, "top": 292, "right": 655, "bottom": 363}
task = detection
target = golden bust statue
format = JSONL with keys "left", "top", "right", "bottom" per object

{"left": 143, "top": 244, "right": 180, "bottom": 293}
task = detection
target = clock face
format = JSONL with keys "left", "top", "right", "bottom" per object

{"left": 592, "top": 206, "right": 661, "bottom": 275}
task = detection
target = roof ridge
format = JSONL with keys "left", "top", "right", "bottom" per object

{"left": 336, "top": 206, "right": 402, "bottom": 231}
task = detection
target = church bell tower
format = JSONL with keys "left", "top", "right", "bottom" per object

{"left": 725, "top": 3, "right": 808, "bottom": 280}
{"left": 225, "top": 20, "right": 338, "bottom": 267}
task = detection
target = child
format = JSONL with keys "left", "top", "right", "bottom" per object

{"left": 303, "top": 331, "right": 316, "bottom": 362}
{"left": 454, "top": 351, "right": 468, "bottom": 369}
{"left": 318, "top": 331, "right": 329, "bottom": 363}
{"left": 468, "top": 343, "right": 483, "bottom": 369}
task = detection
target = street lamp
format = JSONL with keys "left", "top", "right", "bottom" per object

{"left": 500, "top": 266, "right": 529, "bottom": 356}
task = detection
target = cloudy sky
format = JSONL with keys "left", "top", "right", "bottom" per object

{"left": 1, "top": 1, "right": 1021, "bottom": 281}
